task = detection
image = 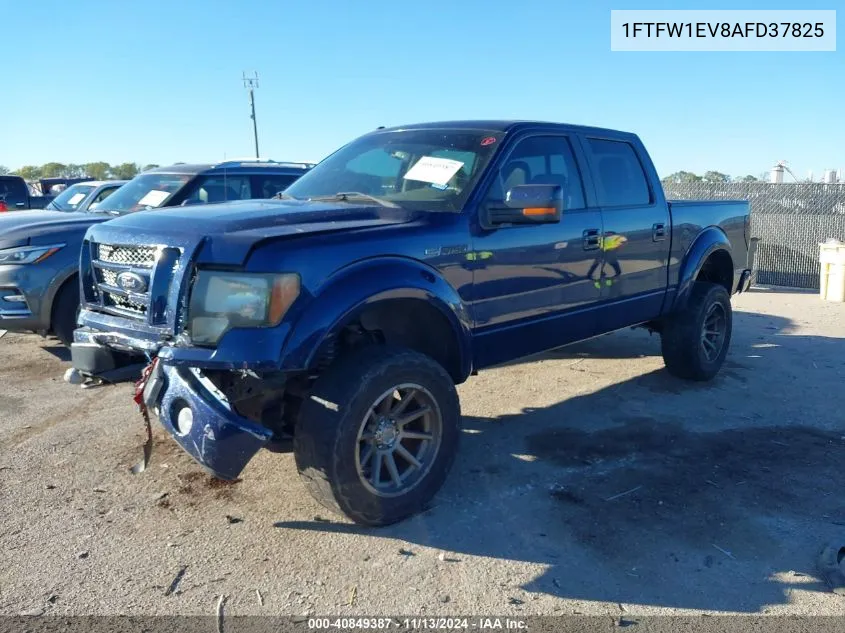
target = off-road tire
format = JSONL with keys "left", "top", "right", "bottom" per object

{"left": 51, "top": 278, "right": 80, "bottom": 347}
{"left": 294, "top": 345, "right": 460, "bottom": 526}
{"left": 661, "top": 281, "right": 732, "bottom": 381}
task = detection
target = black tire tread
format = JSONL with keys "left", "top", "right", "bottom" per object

{"left": 661, "top": 281, "right": 732, "bottom": 381}
{"left": 293, "top": 345, "right": 459, "bottom": 525}
{"left": 51, "top": 278, "right": 80, "bottom": 347}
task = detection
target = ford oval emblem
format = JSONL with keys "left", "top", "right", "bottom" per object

{"left": 116, "top": 271, "right": 147, "bottom": 293}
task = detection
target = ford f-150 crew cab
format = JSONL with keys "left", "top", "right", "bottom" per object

{"left": 70, "top": 120, "right": 753, "bottom": 525}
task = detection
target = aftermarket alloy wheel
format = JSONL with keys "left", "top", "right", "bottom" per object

{"left": 661, "top": 281, "right": 732, "bottom": 381}
{"left": 294, "top": 346, "right": 460, "bottom": 526}
{"left": 355, "top": 383, "right": 443, "bottom": 498}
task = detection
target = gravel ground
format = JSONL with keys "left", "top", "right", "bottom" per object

{"left": 2, "top": 287, "right": 845, "bottom": 618}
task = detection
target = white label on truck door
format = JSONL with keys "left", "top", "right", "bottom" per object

{"left": 67, "top": 193, "right": 86, "bottom": 205}
{"left": 137, "top": 190, "right": 170, "bottom": 207}
{"left": 403, "top": 156, "right": 464, "bottom": 187}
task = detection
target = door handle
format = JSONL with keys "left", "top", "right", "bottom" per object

{"left": 583, "top": 228, "right": 600, "bottom": 250}
{"left": 652, "top": 223, "right": 666, "bottom": 241}
{"left": 15, "top": 202, "right": 25, "bottom": 208}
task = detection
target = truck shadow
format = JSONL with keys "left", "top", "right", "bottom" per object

{"left": 276, "top": 309, "right": 845, "bottom": 612}
{"left": 41, "top": 343, "right": 71, "bottom": 362}
{"left": 746, "top": 284, "right": 819, "bottom": 296}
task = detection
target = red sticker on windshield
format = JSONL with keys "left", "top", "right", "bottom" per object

{"left": 481, "top": 136, "right": 496, "bottom": 146}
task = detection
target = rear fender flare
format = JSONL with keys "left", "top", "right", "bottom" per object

{"left": 673, "top": 227, "right": 732, "bottom": 311}
{"left": 280, "top": 257, "right": 473, "bottom": 380}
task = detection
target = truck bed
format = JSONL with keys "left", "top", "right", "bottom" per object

{"left": 666, "top": 199, "right": 750, "bottom": 292}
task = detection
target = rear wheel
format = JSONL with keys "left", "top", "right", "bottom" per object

{"left": 661, "top": 281, "right": 732, "bottom": 381}
{"left": 293, "top": 345, "right": 460, "bottom": 526}
{"left": 51, "top": 279, "right": 80, "bottom": 348}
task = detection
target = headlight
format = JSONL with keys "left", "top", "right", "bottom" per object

{"left": 187, "top": 271, "right": 300, "bottom": 345}
{"left": 0, "top": 244, "right": 65, "bottom": 265}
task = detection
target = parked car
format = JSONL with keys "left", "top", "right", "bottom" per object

{"left": 44, "top": 180, "right": 128, "bottom": 213}
{"left": 0, "top": 160, "right": 312, "bottom": 346}
{"left": 70, "top": 121, "right": 752, "bottom": 526}
{"left": 37, "top": 177, "right": 96, "bottom": 196}
{"left": 89, "top": 160, "right": 315, "bottom": 215}
{"left": 0, "top": 175, "right": 55, "bottom": 211}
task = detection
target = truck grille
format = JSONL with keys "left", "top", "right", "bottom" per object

{"left": 100, "top": 269, "right": 118, "bottom": 287}
{"left": 104, "top": 293, "right": 148, "bottom": 315}
{"left": 96, "top": 244, "right": 157, "bottom": 268}
{"left": 87, "top": 242, "right": 180, "bottom": 323}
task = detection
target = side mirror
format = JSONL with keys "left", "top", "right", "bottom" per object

{"left": 489, "top": 184, "right": 563, "bottom": 225}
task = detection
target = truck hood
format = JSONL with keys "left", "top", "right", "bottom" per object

{"left": 0, "top": 210, "right": 108, "bottom": 249}
{"left": 86, "top": 199, "right": 422, "bottom": 266}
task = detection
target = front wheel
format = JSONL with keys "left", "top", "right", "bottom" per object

{"left": 294, "top": 345, "right": 460, "bottom": 526}
{"left": 51, "top": 279, "right": 80, "bottom": 348}
{"left": 661, "top": 281, "right": 732, "bottom": 381}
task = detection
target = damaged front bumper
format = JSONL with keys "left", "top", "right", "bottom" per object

{"left": 72, "top": 321, "right": 281, "bottom": 479}
{"left": 71, "top": 326, "right": 153, "bottom": 375}
{"left": 142, "top": 361, "right": 273, "bottom": 480}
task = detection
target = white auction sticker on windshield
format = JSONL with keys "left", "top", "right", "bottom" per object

{"left": 67, "top": 193, "right": 86, "bottom": 205}
{"left": 137, "top": 190, "right": 170, "bottom": 207}
{"left": 403, "top": 156, "right": 464, "bottom": 187}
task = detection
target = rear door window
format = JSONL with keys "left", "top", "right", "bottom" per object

{"left": 586, "top": 138, "right": 651, "bottom": 207}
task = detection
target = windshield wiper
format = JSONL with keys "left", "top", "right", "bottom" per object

{"left": 87, "top": 208, "right": 120, "bottom": 216}
{"left": 273, "top": 192, "right": 299, "bottom": 200}
{"left": 309, "top": 192, "right": 399, "bottom": 208}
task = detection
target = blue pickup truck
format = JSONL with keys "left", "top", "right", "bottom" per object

{"left": 70, "top": 121, "right": 752, "bottom": 525}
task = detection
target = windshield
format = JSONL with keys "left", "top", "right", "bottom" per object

{"left": 284, "top": 128, "right": 503, "bottom": 212}
{"left": 46, "top": 183, "right": 95, "bottom": 211}
{"left": 96, "top": 173, "right": 192, "bottom": 214}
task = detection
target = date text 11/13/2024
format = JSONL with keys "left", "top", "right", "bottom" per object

{"left": 307, "top": 617, "right": 527, "bottom": 630}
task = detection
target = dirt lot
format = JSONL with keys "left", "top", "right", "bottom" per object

{"left": 2, "top": 287, "right": 845, "bottom": 618}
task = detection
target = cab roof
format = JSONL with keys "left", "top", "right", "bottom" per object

{"left": 373, "top": 120, "right": 638, "bottom": 139}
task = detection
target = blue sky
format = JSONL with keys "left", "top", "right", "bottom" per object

{"left": 2, "top": 0, "right": 842, "bottom": 179}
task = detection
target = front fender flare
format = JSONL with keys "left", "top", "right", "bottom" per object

{"left": 673, "top": 226, "right": 733, "bottom": 311}
{"left": 280, "top": 257, "right": 473, "bottom": 380}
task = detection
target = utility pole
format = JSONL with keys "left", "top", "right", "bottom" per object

{"left": 242, "top": 71, "right": 260, "bottom": 159}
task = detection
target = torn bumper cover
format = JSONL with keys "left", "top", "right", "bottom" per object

{"left": 144, "top": 362, "right": 273, "bottom": 480}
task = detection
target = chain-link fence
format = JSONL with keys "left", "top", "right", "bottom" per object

{"left": 663, "top": 181, "right": 845, "bottom": 289}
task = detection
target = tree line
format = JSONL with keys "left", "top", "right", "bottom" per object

{"left": 0, "top": 162, "right": 160, "bottom": 181}
{"left": 661, "top": 171, "right": 767, "bottom": 185}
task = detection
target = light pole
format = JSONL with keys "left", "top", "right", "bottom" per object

{"left": 242, "top": 71, "right": 260, "bottom": 159}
